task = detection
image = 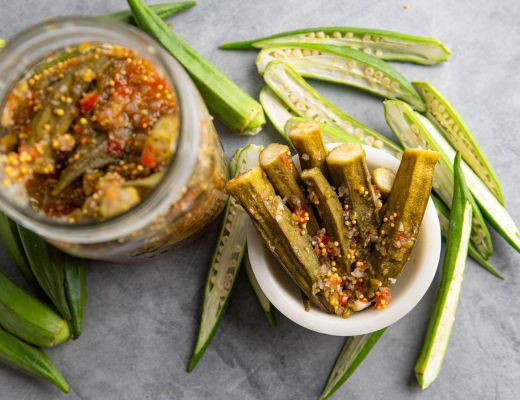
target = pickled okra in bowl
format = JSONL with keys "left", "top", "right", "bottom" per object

{"left": 0, "top": 44, "right": 179, "bottom": 222}
{"left": 228, "top": 122, "right": 439, "bottom": 318}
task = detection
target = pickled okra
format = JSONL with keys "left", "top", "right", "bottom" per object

{"left": 260, "top": 144, "right": 319, "bottom": 235}
{"left": 384, "top": 100, "right": 496, "bottom": 258}
{"left": 413, "top": 82, "right": 505, "bottom": 204}
{"left": 301, "top": 167, "right": 353, "bottom": 272}
{"left": 370, "top": 149, "right": 439, "bottom": 285}
{"left": 285, "top": 117, "right": 363, "bottom": 146}
{"left": 287, "top": 121, "right": 328, "bottom": 175}
{"left": 256, "top": 44, "right": 425, "bottom": 111}
{"left": 226, "top": 167, "right": 334, "bottom": 313}
{"left": 263, "top": 61, "right": 402, "bottom": 157}
{"left": 326, "top": 144, "right": 381, "bottom": 248}
{"left": 371, "top": 167, "right": 395, "bottom": 199}
{"left": 221, "top": 27, "right": 451, "bottom": 65}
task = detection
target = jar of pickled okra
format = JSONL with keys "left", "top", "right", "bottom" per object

{"left": 0, "top": 18, "right": 228, "bottom": 261}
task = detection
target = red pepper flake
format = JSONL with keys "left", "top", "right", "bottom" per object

{"left": 140, "top": 146, "right": 157, "bottom": 169}
{"left": 80, "top": 91, "right": 98, "bottom": 114}
{"left": 107, "top": 139, "right": 124, "bottom": 157}
{"left": 375, "top": 287, "right": 391, "bottom": 309}
{"left": 281, "top": 154, "right": 293, "bottom": 171}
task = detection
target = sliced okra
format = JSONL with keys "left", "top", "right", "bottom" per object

{"left": 370, "top": 149, "right": 439, "bottom": 285}
{"left": 263, "top": 61, "right": 402, "bottom": 157}
{"left": 371, "top": 167, "right": 395, "bottom": 199}
{"left": 257, "top": 44, "right": 425, "bottom": 111}
{"left": 259, "top": 86, "right": 296, "bottom": 142}
{"left": 221, "top": 27, "right": 451, "bottom": 65}
{"left": 286, "top": 120, "right": 328, "bottom": 175}
{"left": 260, "top": 143, "right": 320, "bottom": 235}
{"left": 326, "top": 144, "right": 381, "bottom": 248}
{"left": 301, "top": 167, "right": 353, "bottom": 272}
{"left": 384, "top": 100, "right": 497, "bottom": 258}
{"left": 413, "top": 82, "right": 505, "bottom": 204}
{"left": 226, "top": 167, "right": 334, "bottom": 313}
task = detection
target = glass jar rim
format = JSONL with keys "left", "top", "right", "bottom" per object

{"left": 0, "top": 17, "right": 201, "bottom": 243}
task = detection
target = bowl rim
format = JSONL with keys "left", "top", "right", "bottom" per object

{"left": 247, "top": 144, "right": 441, "bottom": 336}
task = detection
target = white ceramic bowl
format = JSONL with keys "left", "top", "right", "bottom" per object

{"left": 247, "top": 144, "right": 441, "bottom": 336}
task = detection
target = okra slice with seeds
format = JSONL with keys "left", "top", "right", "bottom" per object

{"left": 287, "top": 120, "right": 328, "bottom": 175}
{"left": 260, "top": 144, "right": 320, "bottom": 235}
{"left": 432, "top": 194, "right": 503, "bottom": 280}
{"left": 415, "top": 153, "right": 472, "bottom": 389}
{"left": 370, "top": 149, "right": 439, "bottom": 285}
{"left": 326, "top": 144, "right": 381, "bottom": 248}
{"left": 301, "top": 167, "right": 353, "bottom": 272}
{"left": 226, "top": 167, "right": 334, "bottom": 313}
{"left": 221, "top": 27, "right": 451, "bottom": 65}
{"left": 384, "top": 100, "right": 495, "bottom": 258}
{"left": 371, "top": 167, "right": 395, "bottom": 199}
{"left": 319, "top": 329, "right": 386, "bottom": 400}
{"left": 413, "top": 82, "right": 505, "bottom": 204}
{"left": 257, "top": 44, "right": 425, "bottom": 111}
{"left": 128, "top": 0, "right": 265, "bottom": 135}
{"left": 188, "top": 144, "right": 263, "bottom": 372}
{"left": 259, "top": 86, "right": 296, "bottom": 142}
{"left": 263, "top": 61, "right": 402, "bottom": 157}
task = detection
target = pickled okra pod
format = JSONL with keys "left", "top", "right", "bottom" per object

{"left": 256, "top": 44, "right": 425, "bottom": 111}
{"left": 301, "top": 167, "right": 353, "bottom": 272}
{"left": 102, "top": 1, "right": 196, "bottom": 24}
{"left": 221, "top": 27, "right": 451, "bottom": 65}
{"left": 285, "top": 117, "right": 363, "bottom": 146}
{"left": 370, "top": 149, "right": 439, "bottom": 284}
{"left": 326, "top": 144, "right": 381, "bottom": 247}
{"left": 371, "top": 167, "right": 395, "bottom": 199}
{"left": 263, "top": 61, "right": 402, "bottom": 156}
{"left": 226, "top": 167, "right": 334, "bottom": 313}
{"left": 0, "top": 327, "right": 69, "bottom": 393}
{"left": 384, "top": 100, "right": 497, "bottom": 258}
{"left": 413, "top": 82, "right": 505, "bottom": 204}
{"left": 287, "top": 120, "right": 328, "bottom": 174}
{"left": 260, "top": 144, "right": 320, "bottom": 235}
{"left": 128, "top": 0, "right": 266, "bottom": 135}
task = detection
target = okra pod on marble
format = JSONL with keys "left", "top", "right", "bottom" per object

{"left": 286, "top": 120, "right": 328, "bottom": 175}
{"left": 263, "top": 61, "right": 402, "bottom": 156}
{"left": 226, "top": 167, "right": 334, "bottom": 313}
{"left": 413, "top": 82, "right": 505, "bottom": 204}
{"left": 370, "top": 149, "right": 439, "bottom": 285}
{"left": 256, "top": 44, "right": 425, "bottom": 111}
{"left": 221, "top": 27, "right": 451, "bottom": 65}
{"left": 326, "top": 144, "right": 381, "bottom": 248}
{"left": 301, "top": 167, "right": 353, "bottom": 272}
{"left": 260, "top": 144, "right": 320, "bottom": 235}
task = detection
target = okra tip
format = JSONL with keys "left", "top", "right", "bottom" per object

{"left": 242, "top": 104, "right": 267, "bottom": 135}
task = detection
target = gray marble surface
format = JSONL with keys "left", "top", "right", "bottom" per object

{"left": 0, "top": 0, "right": 519, "bottom": 399}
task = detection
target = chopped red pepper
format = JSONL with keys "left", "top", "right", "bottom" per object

{"left": 140, "top": 146, "right": 157, "bottom": 169}
{"left": 107, "top": 139, "right": 124, "bottom": 157}
{"left": 80, "top": 91, "right": 98, "bottom": 114}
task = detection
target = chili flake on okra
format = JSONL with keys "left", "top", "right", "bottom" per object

{"left": 0, "top": 44, "right": 179, "bottom": 222}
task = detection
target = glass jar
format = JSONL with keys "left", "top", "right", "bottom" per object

{"left": 0, "top": 18, "right": 228, "bottom": 261}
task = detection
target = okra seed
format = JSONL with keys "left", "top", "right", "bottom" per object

{"left": 274, "top": 50, "right": 285, "bottom": 58}
{"left": 295, "top": 102, "right": 306, "bottom": 112}
{"left": 302, "top": 49, "right": 311, "bottom": 56}
{"left": 438, "top": 105, "right": 446, "bottom": 113}
{"left": 345, "top": 32, "right": 354, "bottom": 39}
{"left": 308, "top": 32, "right": 315, "bottom": 38}
{"left": 332, "top": 31, "right": 342, "bottom": 38}
{"left": 347, "top": 60, "right": 356, "bottom": 69}
{"left": 316, "top": 31, "right": 325, "bottom": 38}
{"left": 382, "top": 77, "right": 391, "bottom": 86}
{"left": 391, "top": 81, "right": 400, "bottom": 90}
{"left": 374, "top": 140, "right": 383, "bottom": 148}
{"left": 363, "top": 48, "right": 372, "bottom": 54}
{"left": 293, "top": 48, "right": 303, "bottom": 58}
{"left": 375, "top": 49, "right": 383, "bottom": 57}
{"left": 374, "top": 71, "right": 383, "bottom": 79}
{"left": 305, "top": 109, "right": 316, "bottom": 118}
{"left": 363, "top": 34, "right": 371, "bottom": 41}
{"left": 366, "top": 136, "right": 375, "bottom": 145}
{"left": 365, "top": 67, "right": 374, "bottom": 76}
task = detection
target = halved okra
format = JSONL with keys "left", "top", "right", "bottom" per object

{"left": 226, "top": 167, "right": 334, "bottom": 313}
{"left": 263, "top": 61, "right": 402, "bottom": 157}
{"left": 370, "top": 148, "right": 439, "bottom": 285}
{"left": 413, "top": 82, "right": 505, "bottom": 204}
{"left": 128, "top": 0, "right": 265, "bottom": 135}
{"left": 326, "top": 144, "right": 381, "bottom": 248}
{"left": 384, "top": 100, "right": 497, "bottom": 258}
{"left": 431, "top": 193, "right": 503, "bottom": 280}
{"left": 257, "top": 44, "right": 425, "bottom": 111}
{"left": 286, "top": 120, "right": 328, "bottom": 175}
{"left": 260, "top": 144, "right": 320, "bottom": 235}
{"left": 301, "top": 167, "right": 353, "bottom": 272}
{"left": 371, "top": 167, "right": 395, "bottom": 199}
{"left": 221, "top": 27, "right": 451, "bottom": 65}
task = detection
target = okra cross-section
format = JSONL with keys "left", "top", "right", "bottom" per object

{"left": 257, "top": 44, "right": 425, "bottom": 111}
{"left": 260, "top": 143, "right": 320, "bottom": 235}
{"left": 221, "top": 27, "right": 451, "bottom": 65}
{"left": 370, "top": 149, "right": 439, "bottom": 285}
{"left": 263, "top": 61, "right": 402, "bottom": 157}
{"left": 226, "top": 167, "right": 334, "bottom": 313}
{"left": 301, "top": 167, "right": 353, "bottom": 272}
{"left": 287, "top": 120, "right": 328, "bottom": 175}
{"left": 326, "top": 144, "right": 381, "bottom": 248}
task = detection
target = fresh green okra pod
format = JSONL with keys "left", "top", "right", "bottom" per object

{"left": 0, "top": 326, "right": 69, "bottom": 393}
{"left": 102, "top": 1, "right": 196, "bottom": 24}
{"left": 370, "top": 148, "right": 439, "bottom": 285}
{"left": 301, "top": 167, "right": 353, "bottom": 272}
{"left": 0, "top": 271, "right": 70, "bottom": 348}
{"left": 260, "top": 144, "right": 320, "bottom": 235}
{"left": 221, "top": 27, "right": 451, "bottom": 65}
{"left": 263, "top": 61, "right": 402, "bottom": 156}
{"left": 287, "top": 120, "right": 328, "bottom": 175}
{"left": 256, "top": 44, "right": 425, "bottom": 111}
{"left": 226, "top": 167, "right": 334, "bottom": 313}
{"left": 127, "top": 0, "right": 265, "bottom": 135}
{"left": 326, "top": 144, "right": 381, "bottom": 248}
{"left": 63, "top": 254, "right": 87, "bottom": 339}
